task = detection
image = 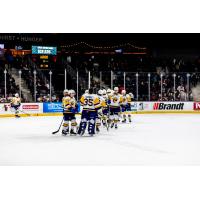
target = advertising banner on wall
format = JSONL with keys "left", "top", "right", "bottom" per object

{"left": 0, "top": 102, "right": 197, "bottom": 116}
{"left": 193, "top": 102, "right": 200, "bottom": 110}
{"left": 43, "top": 102, "right": 63, "bottom": 113}
{"left": 130, "top": 102, "right": 137, "bottom": 111}
{"left": 136, "top": 102, "right": 193, "bottom": 111}
{"left": 0, "top": 103, "right": 43, "bottom": 115}
{"left": 43, "top": 102, "right": 81, "bottom": 113}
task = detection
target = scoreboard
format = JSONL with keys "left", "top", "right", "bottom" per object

{"left": 32, "top": 46, "right": 57, "bottom": 69}
{"left": 32, "top": 46, "right": 57, "bottom": 55}
{"left": 39, "top": 55, "right": 49, "bottom": 68}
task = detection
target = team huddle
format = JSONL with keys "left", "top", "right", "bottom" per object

{"left": 9, "top": 87, "right": 134, "bottom": 136}
{"left": 62, "top": 87, "right": 134, "bottom": 136}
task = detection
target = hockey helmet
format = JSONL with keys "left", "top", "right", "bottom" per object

{"left": 98, "top": 89, "right": 103, "bottom": 95}
{"left": 114, "top": 87, "right": 119, "bottom": 93}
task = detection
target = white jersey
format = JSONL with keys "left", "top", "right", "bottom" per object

{"left": 80, "top": 94, "right": 101, "bottom": 110}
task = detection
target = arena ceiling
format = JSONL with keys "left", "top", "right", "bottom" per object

{"left": 1, "top": 33, "right": 200, "bottom": 51}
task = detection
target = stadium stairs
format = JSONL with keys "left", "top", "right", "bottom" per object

{"left": 63, "top": 59, "right": 109, "bottom": 92}
{"left": 9, "top": 68, "right": 33, "bottom": 102}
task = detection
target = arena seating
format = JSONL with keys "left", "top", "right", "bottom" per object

{"left": 1, "top": 50, "right": 200, "bottom": 102}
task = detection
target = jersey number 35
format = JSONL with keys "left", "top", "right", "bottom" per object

{"left": 84, "top": 98, "right": 93, "bottom": 106}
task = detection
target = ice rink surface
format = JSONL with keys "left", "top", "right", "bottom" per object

{"left": 0, "top": 114, "right": 200, "bottom": 165}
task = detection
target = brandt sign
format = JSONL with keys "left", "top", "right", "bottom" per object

{"left": 153, "top": 103, "right": 184, "bottom": 110}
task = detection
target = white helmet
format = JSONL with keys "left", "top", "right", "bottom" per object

{"left": 98, "top": 89, "right": 103, "bottom": 95}
{"left": 71, "top": 89, "right": 76, "bottom": 94}
{"left": 63, "top": 89, "right": 68, "bottom": 95}
{"left": 102, "top": 89, "right": 107, "bottom": 95}
{"left": 85, "top": 89, "right": 89, "bottom": 94}
{"left": 129, "top": 92, "right": 134, "bottom": 98}
{"left": 69, "top": 89, "right": 76, "bottom": 95}
{"left": 15, "top": 93, "right": 19, "bottom": 98}
{"left": 114, "top": 87, "right": 119, "bottom": 93}
{"left": 121, "top": 89, "right": 126, "bottom": 95}
{"left": 107, "top": 88, "right": 112, "bottom": 94}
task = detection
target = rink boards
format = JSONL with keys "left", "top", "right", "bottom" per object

{"left": 0, "top": 102, "right": 200, "bottom": 117}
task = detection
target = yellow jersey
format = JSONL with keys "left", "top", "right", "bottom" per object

{"left": 109, "top": 93, "right": 123, "bottom": 107}
{"left": 98, "top": 95, "right": 107, "bottom": 108}
{"left": 121, "top": 94, "right": 132, "bottom": 105}
{"left": 62, "top": 96, "right": 76, "bottom": 113}
{"left": 11, "top": 97, "right": 21, "bottom": 106}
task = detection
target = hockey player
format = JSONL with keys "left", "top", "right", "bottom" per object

{"left": 121, "top": 90, "right": 132, "bottom": 123}
{"left": 127, "top": 92, "right": 133, "bottom": 122}
{"left": 102, "top": 89, "right": 109, "bottom": 127}
{"left": 69, "top": 89, "right": 78, "bottom": 133}
{"left": 108, "top": 87, "right": 123, "bottom": 129}
{"left": 10, "top": 93, "right": 21, "bottom": 118}
{"left": 62, "top": 89, "right": 77, "bottom": 136}
{"left": 96, "top": 89, "right": 107, "bottom": 132}
{"left": 78, "top": 88, "right": 101, "bottom": 136}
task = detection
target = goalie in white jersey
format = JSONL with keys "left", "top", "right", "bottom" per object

{"left": 78, "top": 88, "right": 101, "bottom": 136}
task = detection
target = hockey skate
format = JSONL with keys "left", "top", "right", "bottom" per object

{"left": 62, "top": 129, "right": 69, "bottom": 136}
{"left": 88, "top": 130, "right": 95, "bottom": 136}
{"left": 102, "top": 120, "right": 106, "bottom": 127}
{"left": 110, "top": 122, "right": 114, "bottom": 128}
{"left": 96, "top": 126, "right": 100, "bottom": 133}
{"left": 77, "top": 128, "right": 85, "bottom": 136}
{"left": 122, "top": 119, "right": 126, "bottom": 123}
{"left": 70, "top": 129, "right": 76, "bottom": 136}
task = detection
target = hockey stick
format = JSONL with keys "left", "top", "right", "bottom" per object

{"left": 52, "top": 118, "right": 64, "bottom": 134}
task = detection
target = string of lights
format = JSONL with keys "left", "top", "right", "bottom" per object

{"left": 60, "top": 42, "right": 146, "bottom": 50}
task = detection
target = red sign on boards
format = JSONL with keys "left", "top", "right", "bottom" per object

{"left": 22, "top": 105, "right": 39, "bottom": 110}
{"left": 193, "top": 102, "right": 200, "bottom": 110}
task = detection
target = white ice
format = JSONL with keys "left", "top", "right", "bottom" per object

{"left": 0, "top": 114, "right": 200, "bottom": 165}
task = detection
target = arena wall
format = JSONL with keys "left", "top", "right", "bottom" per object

{"left": 0, "top": 102, "right": 200, "bottom": 118}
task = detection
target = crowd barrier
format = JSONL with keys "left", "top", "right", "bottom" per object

{"left": 0, "top": 102, "right": 200, "bottom": 117}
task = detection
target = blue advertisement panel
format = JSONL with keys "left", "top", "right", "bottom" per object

{"left": 43, "top": 102, "right": 63, "bottom": 113}
{"left": 32, "top": 46, "right": 57, "bottom": 55}
{"left": 43, "top": 102, "right": 81, "bottom": 113}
